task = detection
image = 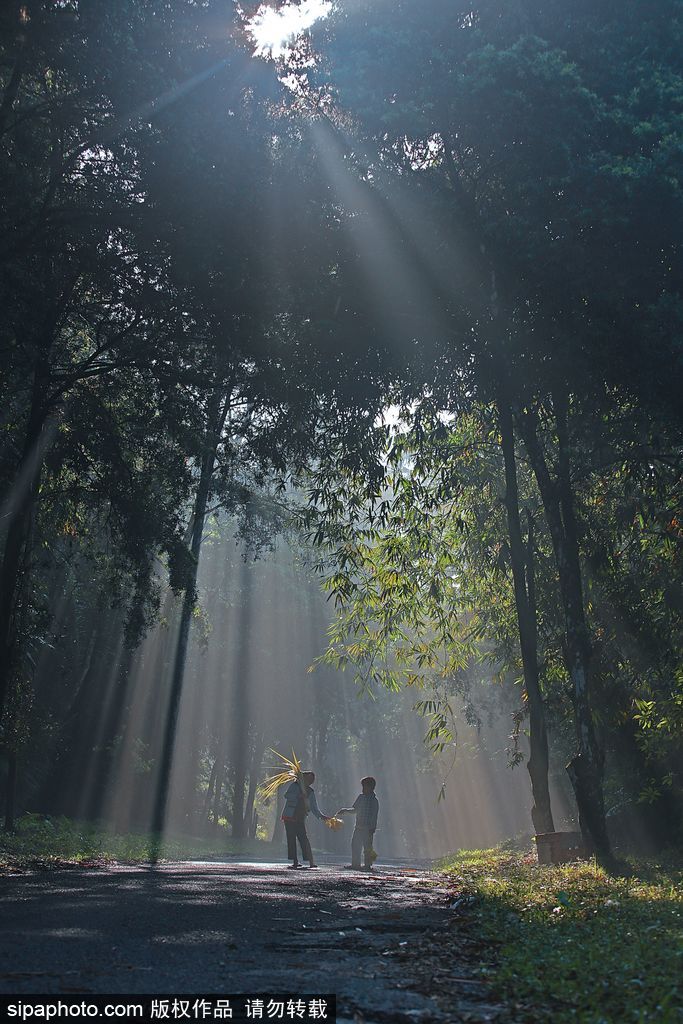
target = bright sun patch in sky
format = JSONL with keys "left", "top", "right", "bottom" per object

{"left": 248, "top": 0, "right": 332, "bottom": 58}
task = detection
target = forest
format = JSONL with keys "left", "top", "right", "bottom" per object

{"left": 1, "top": 0, "right": 682, "bottom": 1016}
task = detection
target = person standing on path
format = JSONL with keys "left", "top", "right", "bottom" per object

{"left": 338, "top": 776, "right": 379, "bottom": 870}
{"left": 281, "top": 770, "right": 330, "bottom": 868}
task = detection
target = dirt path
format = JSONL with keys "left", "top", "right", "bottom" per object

{"left": 0, "top": 860, "right": 509, "bottom": 1022}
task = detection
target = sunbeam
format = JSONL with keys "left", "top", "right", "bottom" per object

{"left": 79, "top": 518, "right": 542, "bottom": 858}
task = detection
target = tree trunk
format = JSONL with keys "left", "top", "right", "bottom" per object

{"left": 443, "top": 129, "right": 607, "bottom": 853}
{"left": 520, "top": 400, "right": 611, "bottom": 859}
{"left": 271, "top": 790, "right": 284, "bottom": 845}
{"left": 231, "top": 761, "right": 246, "bottom": 839}
{"left": 498, "top": 397, "right": 555, "bottom": 835}
{"left": 228, "top": 555, "right": 253, "bottom": 840}
{"left": 243, "top": 733, "right": 264, "bottom": 841}
{"left": 39, "top": 622, "right": 102, "bottom": 813}
{"left": 524, "top": 511, "right": 555, "bottom": 835}
{"left": 212, "top": 758, "right": 225, "bottom": 830}
{"left": 202, "top": 757, "right": 218, "bottom": 825}
{"left": 443, "top": 128, "right": 557, "bottom": 837}
{"left": 0, "top": 371, "right": 51, "bottom": 726}
{"left": 84, "top": 634, "right": 137, "bottom": 819}
{"left": 4, "top": 750, "right": 17, "bottom": 832}
{"left": 150, "top": 389, "right": 226, "bottom": 844}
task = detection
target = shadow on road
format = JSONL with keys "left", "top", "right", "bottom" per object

{"left": 0, "top": 861, "right": 506, "bottom": 1022}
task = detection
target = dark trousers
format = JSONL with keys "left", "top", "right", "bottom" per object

{"left": 284, "top": 819, "right": 312, "bottom": 863}
{"left": 351, "top": 826, "right": 374, "bottom": 868}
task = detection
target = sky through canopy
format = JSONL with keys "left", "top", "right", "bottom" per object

{"left": 247, "top": 0, "right": 332, "bottom": 58}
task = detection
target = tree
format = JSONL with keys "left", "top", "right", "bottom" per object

{"left": 295, "top": 0, "right": 683, "bottom": 856}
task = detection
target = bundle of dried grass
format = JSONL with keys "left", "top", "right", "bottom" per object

{"left": 258, "top": 749, "right": 303, "bottom": 801}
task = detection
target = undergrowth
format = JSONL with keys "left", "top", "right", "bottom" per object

{"left": 0, "top": 812, "right": 274, "bottom": 870}
{"left": 440, "top": 845, "right": 683, "bottom": 1023}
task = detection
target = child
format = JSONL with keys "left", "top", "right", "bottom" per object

{"left": 337, "top": 776, "right": 379, "bottom": 870}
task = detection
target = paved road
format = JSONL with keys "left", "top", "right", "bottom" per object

{"left": 0, "top": 859, "right": 507, "bottom": 1022}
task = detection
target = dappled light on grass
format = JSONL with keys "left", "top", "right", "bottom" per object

{"left": 440, "top": 846, "right": 683, "bottom": 1022}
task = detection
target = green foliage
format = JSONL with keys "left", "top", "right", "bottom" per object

{"left": 303, "top": 405, "right": 558, "bottom": 750}
{"left": 304, "top": 390, "right": 683, "bottom": 821}
{"left": 440, "top": 846, "right": 683, "bottom": 1023}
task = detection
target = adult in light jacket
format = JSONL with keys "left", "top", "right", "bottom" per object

{"left": 282, "top": 770, "right": 329, "bottom": 869}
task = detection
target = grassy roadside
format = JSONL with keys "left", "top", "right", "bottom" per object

{"left": 0, "top": 812, "right": 276, "bottom": 870}
{"left": 439, "top": 846, "right": 683, "bottom": 1023}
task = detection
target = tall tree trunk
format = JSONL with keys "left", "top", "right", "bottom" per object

{"left": 229, "top": 556, "right": 252, "bottom": 840}
{"left": 40, "top": 622, "right": 101, "bottom": 813}
{"left": 520, "top": 399, "right": 611, "bottom": 859}
{"left": 498, "top": 397, "right": 555, "bottom": 835}
{"left": 271, "top": 790, "right": 284, "bottom": 845}
{"left": 202, "top": 757, "right": 218, "bottom": 825}
{"left": 443, "top": 128, "right": 557, "bottom": 836}
{"left": 212, "top": 758, "right": 225, "bottom": 830}
{"left": 243, "top": 732, "right": 264, "bottom": 841}
{"left": 524, "top": 510, "right": 555, "bottom": 835}
{"left": 4, "top": 749, "right": 17, "bottom": 832}
{"left": 84, "top": 634, "right": 137, "bottom": 819}
{"left": 443, "top": 128, "right": 606, "bottom": 852}
{"left": 151, "top": 389, "right": 227, "bottom": 845}
{"left": 231, "top": 761, "right": 246, "bottom": 839}
{"left": 0, "top": 370, "right": 51, "bottom": 726}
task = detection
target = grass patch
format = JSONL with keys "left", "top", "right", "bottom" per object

{"left": 439, "top": 845, "right": 683, "bottom": 1023}
{"left": 0, "top": 812, "right": 276, "bottom": 870}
